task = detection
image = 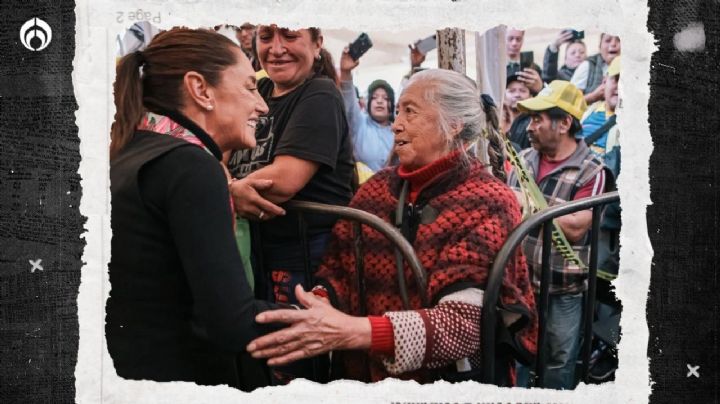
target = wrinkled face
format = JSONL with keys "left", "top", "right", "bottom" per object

{"left": 565, "top": 42, "right": 587, "bottom": 69}
{"left": 599, "top": 34, "right": 621, "bottom": 64}
{"left": 605, "top": 74, "right": 619, "bottom": 112}
{"left": 256, "top": 25, "right": 321, "bottom": 94}
{"left": 211, "top": 49, "right": 269, "bottom": 151}
{"left": 506, "top": 29, "right": 525, "bottom": 59}
{"left": 505, "top": 81, "right": 531, "bottom": 109}
{"left": 369, "top": 87, "right": 391, "bottom": 124}
{"left": 237, "top": 27, "right": 255, "bottom": 52}
{"left": 526, "top": 112, "right": 565, "bottom": 155}
{"left": 391, "top": 81, "right": 450, "bottom": 171}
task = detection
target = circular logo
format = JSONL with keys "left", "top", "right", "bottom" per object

{"left": 20, "top": 18, "right": 52, "bottom": 51}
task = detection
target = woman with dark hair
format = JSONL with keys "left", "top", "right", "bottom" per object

{"left": 246, "top": 69, "right": 537, "bottom": 386}
{"left": 108, "top": 27, "right": 284, "bottom": 390}
{"left": 226, "top": 24, "right": 354, "bottom": 383}
{"left": 227, "top": 25, "right": 353, "bottom": 309}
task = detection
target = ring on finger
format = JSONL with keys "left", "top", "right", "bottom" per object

{"left": 258, "top": 210, "right": 265, "bottom": 220}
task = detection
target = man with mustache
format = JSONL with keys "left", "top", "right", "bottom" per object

{"left": 507, "top": 80, "right": 609, "bottom": 390}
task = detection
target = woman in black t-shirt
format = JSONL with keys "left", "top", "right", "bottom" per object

{"left": 227, "top": 25, "right": 354, "bottom": 383}
{"left": 227, "top": 26, "right": 353, "bottom": 306}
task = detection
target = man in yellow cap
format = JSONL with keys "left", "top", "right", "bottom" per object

{"left": 507, "top": 80, "right": 610, "bottom": 390}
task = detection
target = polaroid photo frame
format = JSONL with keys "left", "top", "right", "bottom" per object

{"left": 69, "top": 0, "right": 653, "bottom": 403}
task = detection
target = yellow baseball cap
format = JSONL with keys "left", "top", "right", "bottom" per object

{"left": 517, "top": 80, "right": 587, "bottom": 120}
{"left": 607, "top": 56, "right": 621, "bottom": 77}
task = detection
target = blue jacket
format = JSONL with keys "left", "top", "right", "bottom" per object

{"left": 340, "top": 80, "right": 394, "bottom": 172}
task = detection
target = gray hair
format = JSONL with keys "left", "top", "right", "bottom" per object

{"left": 404, "top": 68, "right": 489, "bottom": 168}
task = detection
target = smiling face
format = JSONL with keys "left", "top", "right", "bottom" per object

{"left": 256, "top": 25, "right": 321, "bottom": 96}
{"left": 565, "top": 41, "right": 587, "bottom": 69}
{"left": 599, "top": 34, "right": 621, "bottom": 64}
{"left": 391, "top": 81, "right": 451, "bottom": 171}
{"left": 210, "top": 48, "right": 269, "bottom": 151}
{"left": 369, "top": 87, "right": 391, "bottom": 124}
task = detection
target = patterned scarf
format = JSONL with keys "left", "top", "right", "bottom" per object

{"left": 138, "top": 112, "right": 212, "bottom": 153}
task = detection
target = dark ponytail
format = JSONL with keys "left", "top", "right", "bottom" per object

{"left": 110, "top": 28, "right": 239, "bottom": 161}
{"left": 110, "top": 51, "right": 146, "bottom": 160}
{"left": 308, "top": 28, "right": 339, "bottom": 87}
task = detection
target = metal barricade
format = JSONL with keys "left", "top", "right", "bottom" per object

{"left": 480, "top": 191, "right": 620, "bottom": 386}
{"left": 284, "top": 200, "right": 429, "bottom": 309}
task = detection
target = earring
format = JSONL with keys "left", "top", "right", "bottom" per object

{"left": 315, "top": 54, "right": 321, "bottom": 61}
{"left": 206, "top": 105, "right": 214, "bottom": 111}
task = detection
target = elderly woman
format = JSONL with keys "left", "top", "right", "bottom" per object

{"left": 108, "top": 28, "right": 284, "bottom": 389}
{"left": 247, "top": 69, "right": 537, "bottom": 384}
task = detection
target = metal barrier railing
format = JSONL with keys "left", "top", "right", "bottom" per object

{"left": 284, "top": 200, "right": 429, "bottom": 309}
{"left": 480, "top": 191, "right": 620, "bottom": 386}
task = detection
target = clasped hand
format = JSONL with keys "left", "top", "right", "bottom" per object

{"left": 229, "top": 177, "right": 285, "bottom": 221}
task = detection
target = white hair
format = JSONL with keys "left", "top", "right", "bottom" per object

{"left": 405, "top": 69, "right": 489, "bottom": 166}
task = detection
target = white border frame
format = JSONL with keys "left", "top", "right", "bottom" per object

{"left": 74, "top": 1, "right": 654, "bottom": 402}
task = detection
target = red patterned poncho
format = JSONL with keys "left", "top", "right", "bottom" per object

{"left": 314, "top": 155, "right": 538, "bottom": 383}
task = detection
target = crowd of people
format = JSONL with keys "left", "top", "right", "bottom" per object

{"left": 108, "top": 23, "right": 622, "bottom": 392}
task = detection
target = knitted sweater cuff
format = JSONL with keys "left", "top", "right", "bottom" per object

{"left": 369, "top": 315, "right": 395, "bottom": 355}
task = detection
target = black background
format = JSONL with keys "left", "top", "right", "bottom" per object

{"left": 0, "top": 0, "right": 718, "bottom": 402}
{"left": 646, "top": 0, "right": 719, "bottom": 402}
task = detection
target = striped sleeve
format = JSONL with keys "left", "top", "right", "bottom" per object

{"left": 379, "top": 288, "right": 484, "bottom": 375}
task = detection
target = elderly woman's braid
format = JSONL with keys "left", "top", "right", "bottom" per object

{"left": 480, "top": 93, "right": 507, "bottom": 182}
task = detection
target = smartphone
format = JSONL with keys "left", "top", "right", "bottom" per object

{"left": 348, "top": 32, "right": 373, "bottom": 61}
{"left": 414, "top": 34, "right": 437, "bottom": 55}
{"left": 571, "top": 30, "right": 585, "bottom": 40}
{"left": 520, "top": 51, "right": 534, "bottom": 69}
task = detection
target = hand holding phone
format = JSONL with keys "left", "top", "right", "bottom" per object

{"left": 571, "top": 30, "right": 585, "bottom": 40}
{"left": 414, "top": 34, "right": 437, "bottom": 55}
{"left": 520, "top": 51, "right": 534, "bottom": 70}
{"left": 348, "top": 33, "right": 373, "bottom": 61}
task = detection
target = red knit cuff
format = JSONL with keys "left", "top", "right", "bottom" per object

{"left": 369, "top": 315, "right": 395, "bottom": 355}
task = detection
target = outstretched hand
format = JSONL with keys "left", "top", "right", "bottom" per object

{"left": 246, "top": 285, "right": 371, "bottom": 366}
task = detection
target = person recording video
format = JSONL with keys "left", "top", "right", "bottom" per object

{"left": 542, "top": 29, "right": 588, "bottom": 82}
{"left": 339, "top": 33, "right": 395, "bottom": 174}
{"left": 505, "top": 28, "right": 544, "bottom": 94}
